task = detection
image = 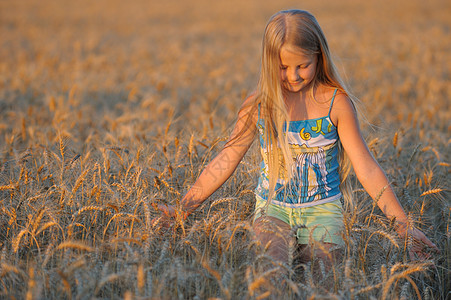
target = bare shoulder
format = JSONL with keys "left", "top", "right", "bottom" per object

{"left": 241, "top": 91, "right": 258, "bottom": 108}
{"left": 238, "top": 91, "right": 258, "bottom": 122}
{"left": 330, "top": 91, "right": 357, "bottom": 126}
{"left": 227, "top": 91, "right": 258, "bottom": 146}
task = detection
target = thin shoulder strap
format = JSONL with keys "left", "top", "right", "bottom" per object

{"left": 257, "top": 103, "right": 261, "bottom": 122}
{"left": 327, "top": 89, "right": 338, "bottom": 117}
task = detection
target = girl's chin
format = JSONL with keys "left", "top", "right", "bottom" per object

{"left": 282, "top": 81, "right": 313, "bottom": 93}
{"left": 283, "top": 85, "right": 303, "bottom": 93}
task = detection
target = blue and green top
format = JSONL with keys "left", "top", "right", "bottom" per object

{"left": 255, "top": 89, "right": 342, "bottom": 208}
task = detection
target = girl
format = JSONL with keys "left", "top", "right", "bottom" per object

{"left": 155, "top": 9, "right": 438, "bottom": 266}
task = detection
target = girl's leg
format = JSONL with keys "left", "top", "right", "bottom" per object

{"left": 253, "top": 216, "right": 294, "bottom": 264}
{"left": 293, "top": 199, "right": 344, "bottom": 288}
{"left": 298, "top": 242, "right": 343, "bottom": 290}
{"left": 298, "top": 242, "right": 342, "bottom": 263}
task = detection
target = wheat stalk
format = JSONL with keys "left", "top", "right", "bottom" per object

{"left": 382, "top": 262, "right": 431, "bottom": 299}
{"left": 69, "top": 169, "right": 89, "bottom": 203}
{"left": 363, "top": 229, "right": 399, "bottom": 258}
{"left": 13, "top": 229, "right": 29, "bottom": 253}
{"left": 111, "top": 238, "right": 142, "bottom": 246}
{"left": 248, "top": 277, "right": 267, "bottom": 296}
{"left": 36, "top": 221, "right": 58, "bottom": 235}
{"left": 137, "top": 264, "right": 145, "bottom": 295}
{"left": 42, "top": 243, "right": 55, "bottom": 268}
{"left": 210, "top": 197, "right": 236, "bottom": 209}
{"left": 56, "top": 241, "right": 94, "bottom": 252}
{"left": 141, "top": 198, "right": 151, "bottom": 230}
{"left": 201, "top": 259, "right": 231, "bottom": 300}
{"left": 355, "top": 282, "right": 383, "bottom": 296}
{"left": 95, "top": 273, "right": 124, "bottom": 294}
{"left": 393, "top": 132, "right": 399, "bottom": 148}
{"left": 73, "top": 205, "right": 104, "bottom": 217}
{"left": 56, "top": 270, "right": 72, "bottom": 298}
{"left": 26, "top": 266, "right": 35, "bottom": 300}
{"left": 256, "top": 291, "right": 272, "bottom": 300}
{"left": 0, "top": 263, "right": 27, "bottom": 279}
{"left": 0, "top": 184, "right": 15, "bottom": 191}
{"left": 225, "top": 222, "right": 249, "bottom": 251}
{"left": 420, "top": 188, "right": 444, "bottom": 197}
{"left": 31, "top": 208, "right": 46, "bottom": 235}
{"left": 404, "top": 275, "right": 422, "bottom": 300}
{"left": 103, "top": 213, "right": 141, "bottom": 239}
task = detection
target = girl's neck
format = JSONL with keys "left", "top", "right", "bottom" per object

{"left": 284, "top": 84, "right": 333, "bottom": 104}
{"left": 284, "top": 87, "right": 311, "bottom": 105}
{"left": 283, "top": 85, "right": 335, "bottom": 121}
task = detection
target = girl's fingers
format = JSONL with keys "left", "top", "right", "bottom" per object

{"left": 156, "top": 204, "right": 189, "bottom": 220}
{"left": 411, "top": 228, "right": 440, "bottom": 253}
{"left": 157, "top": 204, "right": 168, "bottom": 214}
{"left": 411, "top": 244, "right": 431, "bottom": 260}
{"left": 157, "top": 204, "right": 175, "bottom": 217}
{"left": 151, "top": 204, "right": 187, "bottom": 230}
{"left": 151, "top": 215, "right": 174, "bottom": 229}
{"left": 421, "top": 237, "right": 439, "bottom": 253}
{"left": 150, "top": 216, "right": 160, "bottom": 227}
{"left": 407, "top": 229, "right": 440, "bottom": 261}
{"left": 149, "top": 205, "right": 173, "bottom": 229}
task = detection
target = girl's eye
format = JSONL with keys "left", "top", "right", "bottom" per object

{"left": 280, "top": 66, "right": 287, "bottom": 70}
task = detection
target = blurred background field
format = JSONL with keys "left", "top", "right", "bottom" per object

{"left": 0, "top": 0, "right": 450, "bottom": 299}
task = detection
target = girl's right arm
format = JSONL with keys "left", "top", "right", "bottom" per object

{"left": 332, "top": 92, "right": 439, "bottom": 259}
{"left": 157, "top": 95, "right": 258, "bottom": 220}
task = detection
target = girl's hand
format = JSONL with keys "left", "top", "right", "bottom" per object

{"left": 151, "top": 204, "right": 188, "bottom": 230}
{"left": 150, "top": 204, "right": 176, "bottom": 229}
{"left": 397, "top": 225, "right": 440, "bottom": 261}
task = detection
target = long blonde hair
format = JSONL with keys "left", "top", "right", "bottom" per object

{"left": 255, "top": 10, "right": 357, "bottom": 207}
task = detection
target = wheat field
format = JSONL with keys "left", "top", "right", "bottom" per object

{"left": 0, "top": 0, "right": 450, "bottom": 299}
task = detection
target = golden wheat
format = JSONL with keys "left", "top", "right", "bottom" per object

{"left": 382, "top": 262, "right": 432, "bottom": 299}
{"left": 0, "top": 263, "right": 27, "bottom": 279}
{"left": 25, "top": 266, "right": 35, "bottom": 300}
{"left": 0, "top": 185, "right": 15, "bottom": 191}
{"left": 13, "top": 229, "right": 29, "bottom": 253}
{"left": 56, "top": 241, "right": 94, "bottom": 252}
{"left": 419, "top": 188, "right": 444, "bottom": 197}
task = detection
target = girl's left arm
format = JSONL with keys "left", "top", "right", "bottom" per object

{"left": 332, "top": 93, "right": 439, "bottom": 260}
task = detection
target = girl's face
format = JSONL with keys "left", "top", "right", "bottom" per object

{"left": 279, "top": 45, "right": 317, "bottom": 94}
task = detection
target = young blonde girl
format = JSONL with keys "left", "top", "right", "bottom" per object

{"left": 156, "top": 9, "right": 438, "bottom": 265}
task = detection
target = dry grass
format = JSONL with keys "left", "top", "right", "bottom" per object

{"left": 0, "top": 0, "right": 450, "bottom": 298}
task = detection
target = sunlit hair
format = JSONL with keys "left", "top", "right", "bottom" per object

{"left": 254, "top": 9, "right": 358, "bottom": 208}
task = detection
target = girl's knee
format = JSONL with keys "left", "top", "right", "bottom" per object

{"left": 298, "top": 242, "right": 343, "bottom": 264}
{"left": 253, "top": 216, "right": 294, "bottom": 264}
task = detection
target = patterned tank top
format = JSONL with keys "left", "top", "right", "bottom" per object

{"left": 255, "top": 89, "right": 342, "bottom": 208}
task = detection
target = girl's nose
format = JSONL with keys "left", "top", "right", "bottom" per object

{"left": 287, "top": 70, "right": 300, "bottom": 82}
